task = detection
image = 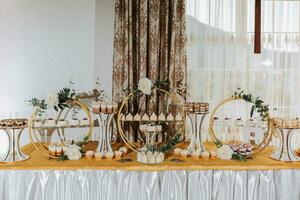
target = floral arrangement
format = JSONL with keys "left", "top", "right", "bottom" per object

{"left": 126, "top": 78, "right": 170, "bottom": 95}
{"left": 29, "top": 87, "right": 76, "bottom": 111}
{"left": 58, "top": 136, "right": 89, "bottom": 161}
{"left": 28, "top": 79, "right": 106, "bottom": 111}
{"left": 214, "top": 88, "right": 270, "bottom": 161}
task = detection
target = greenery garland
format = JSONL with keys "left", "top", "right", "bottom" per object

{"left": 232, "top": 88, "right": 270, "bottom": 120}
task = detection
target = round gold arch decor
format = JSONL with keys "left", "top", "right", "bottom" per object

{"left": 28, "top": 95, "right": 93, "bottom": 159}
{"left": 117, "top": 79, "right": 184, "bottom": 162}
{"left": 208, "top": 89, "right": 273, "bottom": 161}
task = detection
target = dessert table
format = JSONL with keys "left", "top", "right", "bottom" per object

{"left": 0, "top": 144, "right": 299, "bottom": 200}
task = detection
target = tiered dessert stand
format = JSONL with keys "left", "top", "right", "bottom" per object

{"left": 0, "top": 119, "right": 30, "bottom": 163}
{"left": 271, "top": 118, "right": 300, "bottom": 162}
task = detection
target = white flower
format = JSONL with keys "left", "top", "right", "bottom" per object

{"left": 216, "top": 144, "right": 234, "bottom": 160}
{"left": 138, "top": 78, "right": 153, "bottom": 95}
{"left": 65, "top": 144, "right": 82, "bottom": 160}
{"left": 45, "top": 93, "right": 59, "bottom": 107}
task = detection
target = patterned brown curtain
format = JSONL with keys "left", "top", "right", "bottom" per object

{"left": 112, "top": 0, "right": 187, "bottom": 112}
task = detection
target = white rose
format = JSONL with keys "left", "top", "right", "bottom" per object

{"left": 65, "top": 144, "right": 82, "bottom": 160}
{"left": 138, "top": 78, "right": 153, "bottom": 95}
{"left": 45, "top": 93, "right": 59, "bottom": 107}
{"left": 216, "top": 144, "right": 234, "bottom": 160}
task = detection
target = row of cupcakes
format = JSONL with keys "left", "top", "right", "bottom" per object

{"left": 214, "top": 117, "right": 268, "bottom": 128}
{"left": 0, "top": 118, "right": 28, "bottom": 128}
{"left": 92, "top": 101, "right": 118, "bottom": 113}
{"left": 34, "top": 118, "right": 90, "bottom": 128}
{"left": 48, "top": 141, "right": 73, "bottom": 157}
{"left": 137, "top": 151, "right": 165, "bottom": 164}
{"left": 273, "top": 118, "right": 300, "bottom": 128}
{"left": 139, "top": 124, "right": 162, "bottom": 133}
{"left": 85, "top": 146, "right": 128, "bottom": 160}
{"left": 173, "top": 148, "right": 217, "bottom": 160}
{"left": 120, "top": 113, "right": 184, "bottom": 122}
{"left": 184, "top": 102, "right": 209, "bottom": 114}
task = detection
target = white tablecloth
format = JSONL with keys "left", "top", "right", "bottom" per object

{"left": 0, "top": 169, "right": 299, "bottom": 200}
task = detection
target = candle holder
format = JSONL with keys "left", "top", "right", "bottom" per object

{"left": 0, "top": 119, "right": 30, "bottom": 163}
{"left": 184, "top": 102, "right": 209, "bottom": 154}
{"left": 270, "top": 119, "right": 300, "bottom": 162}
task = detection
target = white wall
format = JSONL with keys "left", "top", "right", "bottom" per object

{"left": 0, "top": 0, "right": 115, "bottom": 152}
{"left": 94, "top": 0, "right": 114, "bottom": 97}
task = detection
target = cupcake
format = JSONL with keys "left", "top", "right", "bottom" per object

{"left": 105, "top": 151, "right": 114, "bottom": 160}
{"left": 49, "top": 144, "right": 56, "bottom": 156}
{"left": 167, "top": 113, "right": 174, "bottom": 121}
{"left": 201, "top": 151, "right": 210, "bottom": 160}
{"left": 57, "top": 119, "right": 68, "bottom": 127}
{"left": 69, "top": 118, "right": 80, "bottom": 126}
{"left": 157, "top": 152, "right": 165, "bottom": 163}
{"left": 125, "top": 113, "right": 133, "bottom": 121}
{"left": 134, "top": 113, "right": 141, "bottom": 121}
{"left": 112, "top": 103, "right": 118, "bottom": 113}
{"left": 86, "top": 150, "right": 94, "bottom": 160}
{"left": 106, "top": 104, "right": 113, "bottom": 113}
{"left": 149, "top": 154, "right": 156, "bottom": 164}
{"left": 119, "top": 146, "right": 128, "bottom": 155}
{"left": 142, "top": 114, "right": 150, "bottom": 121}
{"left": 175, "top": 113, "right": 183, "bottom": 121}
{"left": 180, "top": 150, "right": 188, "bottom": 159}
{"left": 44, "top": 118, "right": 56, "bottom": 127}
{"left": 114, "top": 151, "right": 123, "bottom": 160}
{"left": 92, "top": 101, "right": 100, "bottom": 113}
{"left": 150, "top": 113, "right": 158, "bottom": 121}
{"left": 210, "top": 151, "right": 217, "bottom": 160}
{"left": 94, "top": 152, "right": 104, "bottom": 160}
{"left": 100, "top": 103, "right": 107, "bottom": 113}
{"left": 158, "top": 113, "right": 166, "bottom": 121}
{"left": 173, "top": 148, "right": 182, "bottom": 156}
{"left": 139, "top": 124, "right": 148, "bottom": 132}
{"left": 142, "top": 154, "right": 148, "bottom": 164}
{"left": 34, "top": 120, "right": 43, "bottom": 128}
{"left": 191, "top": 151, "right": 200, "bottom": 160}
{"left": 80, "top": 118, "right": 89, "bottom": 126}
{"left": 137, "top": 152, "right": 142, "bottom": 162}
{"left": 56, "top": 146, "right": 63, "bottom": 157}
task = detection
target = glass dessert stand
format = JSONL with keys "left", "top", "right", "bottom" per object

{"left": 270, "top": 119, "right": 300, "bottom": 161}
{"left": 0, "top": 125, "right": 30, "bottom": 163}
{"left": 92, "top": 101, "right": 119, "bottom": 158}
{"left": 184, "top": 102, "right": 209, "bottom": 154}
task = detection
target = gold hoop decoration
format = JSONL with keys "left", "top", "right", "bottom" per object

{"left": 28, "top": 99, "right": 93, "bottom": 159}
{"left": 117, "top": 88, "right": 185, "bottom": 153}
{"left": 208, "top": 96, "right": 273, "bottom": 157}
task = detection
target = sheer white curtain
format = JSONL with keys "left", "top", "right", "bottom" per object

{"left": 186, "top": 0, "right": 300, "bottom": 119}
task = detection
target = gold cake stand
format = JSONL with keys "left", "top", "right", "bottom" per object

{"left": 28, "top": 99, "right": 93, "bottom": 159}
{"left": 208, "top": 97, "right": 273, "bottom": 157}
